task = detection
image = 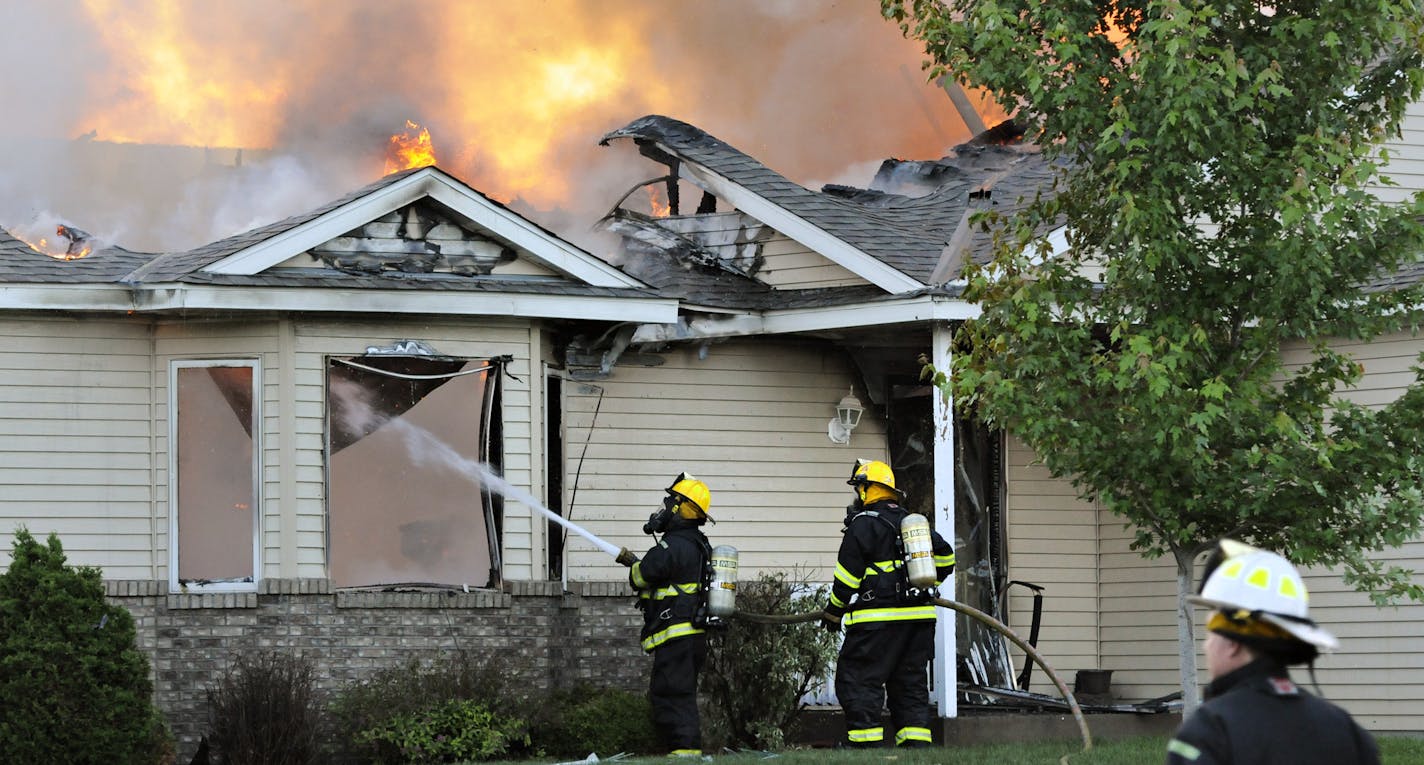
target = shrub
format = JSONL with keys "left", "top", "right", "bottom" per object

{"left": 354, "top": 698, "right": 528, "bottom": 764}
{"left": 206, "top": 651, "right": 324, "bottom": 765}
{"left": 529, "top": 684, "right": 659, "bottom": 758}
{"left": 0, "top": 528, "right": 161, "bottom": 764}
{"left": 700, "top": 571, "right": 838, "bottom": 750}
{"left": 329, "top": 650, "right": 535, "bottom": 764}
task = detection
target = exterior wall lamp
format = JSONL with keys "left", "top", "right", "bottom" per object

{"left": 828, "top": 387, "right": 865, "bottom": 445}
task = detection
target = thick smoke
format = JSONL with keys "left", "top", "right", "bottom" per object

{"left": 0, "top": 0, "right": 974, "bottom": 255}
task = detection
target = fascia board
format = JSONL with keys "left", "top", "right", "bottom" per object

{"left": 630, "top": 295, "right": 977, "bottom": 342}
{"left": 203, "top": 169, "right": 644, "bottom": 289}
{"left": 670, "top": 155, "right": 925, "bottom": 293}
{"left": 0, "top": 285, "right": 138, "bottom": 310}
{"left": 140, "top": 285, "right": 678, "bottom": 322}
{"left": 760, "top": 295, "right": 979, "bottom": 333}
{"left": 0, "top": 282, "right": 677, "bottom": 322}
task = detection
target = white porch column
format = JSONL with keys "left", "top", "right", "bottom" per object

{"left": 931, "top": 321, "right": 957, "bottom": 717}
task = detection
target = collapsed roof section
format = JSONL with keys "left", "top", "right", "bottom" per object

{"left": 596, "top": 114, "right": 1059, "bottom": 297}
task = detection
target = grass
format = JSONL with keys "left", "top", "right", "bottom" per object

{"left": 488, "top": 733, "right": 1424, "bottom": 765}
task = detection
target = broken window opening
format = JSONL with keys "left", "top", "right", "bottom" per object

{"left": 170, "top": 359, "right": 260, "bottom": 592}
{"left": 326, "top": 352, "right": 502, "bottom": 590}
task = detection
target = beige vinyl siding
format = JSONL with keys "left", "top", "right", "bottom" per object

{"left": 1282, "top": 329, "right": 1424, "bottom": 732}
{"left": 1097, "top": 512, "right": 1180, "bottom": 701}
{"left": 1002, "top": 435, "right": 1101, "bottom": 683}
{"left": 758, "top": 234, "right": 868, "bottom": 289}
{"left": 561, "top": 338, "right": 887, "bottom": 582}
{"left": 1091, "top": 330, "right": 1424, "bottom": 730}
{"left": 0, "top": 316, "right": 157, "bottom": 577}
{"left": 1371, "top": 98, "right": 1424, "bottom": 203}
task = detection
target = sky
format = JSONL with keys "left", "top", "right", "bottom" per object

{"left": 0, "top": 0, "right": 987, "bottom": 255}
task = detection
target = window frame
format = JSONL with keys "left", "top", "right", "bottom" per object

{"left": 167, "top": 358, "right": 263, "bottom": 593}
{"left": 322, "top": 351, "right": 504, "bottom": 590}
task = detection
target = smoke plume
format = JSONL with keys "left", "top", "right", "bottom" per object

{"left": 0, "top": 0, "right": 978, "bottom": 256}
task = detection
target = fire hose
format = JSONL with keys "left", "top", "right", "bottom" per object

{"left": 734, "top": 597, "right": 1093, "bottom": 754}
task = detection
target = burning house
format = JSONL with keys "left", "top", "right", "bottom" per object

{"left": 2, "top": 93, "right": 1424, "bottom": 757}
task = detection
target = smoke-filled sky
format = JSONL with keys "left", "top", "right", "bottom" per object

{"left": 0, "top": 0, "right": 987, "bottom": 256}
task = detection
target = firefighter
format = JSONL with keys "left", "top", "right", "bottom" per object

{"left": 1166, "top": 540, "right": 1379, "bottom": 764}
{"left": 623, "top": 472, "right": 716, "bottom": 758}
{"left": 821, "top": 459, "right": 955, "bottom": 749}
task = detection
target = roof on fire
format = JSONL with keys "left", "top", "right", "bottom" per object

{"left": 598, "top": 114, "right": 1061, "bottom": 291}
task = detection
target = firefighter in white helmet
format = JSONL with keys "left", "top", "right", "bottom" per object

{"left": 626, "top": 472, "right": 717, "bottom": 758}
{"left": 821, "top": 459, "right": 955, "bottom": 749}
{"left": 1166, "top": 540, "right": 1379, "bottom": 764}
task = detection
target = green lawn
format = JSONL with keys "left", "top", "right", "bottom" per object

{"left": 498, "top": 734, "right": 1424, "bottom": 765}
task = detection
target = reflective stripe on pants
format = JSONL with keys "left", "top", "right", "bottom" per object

{"left": 650, "top": 632, "right": 707, "bottom": 754}
{"left": 834, "top": 621, "right": 936, "bottom": 748}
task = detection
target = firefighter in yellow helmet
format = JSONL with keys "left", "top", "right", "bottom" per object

{"left": 1166, "top": 540, "right": 1378, "bottom": 764}
{"left": 821, "top": 459, "right": 954, "bottom": 749}
{"left": 626, "top": 472, "right": 717, "bottom": 757}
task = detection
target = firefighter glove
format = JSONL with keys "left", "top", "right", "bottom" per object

{"left": 820, "top": 610, "right": 842, "bottom": 634}
{"left": 615, "top": 547, "right": 639, "bottom": 567}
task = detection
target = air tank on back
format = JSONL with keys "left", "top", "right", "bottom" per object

{"left": 900, "top": 513, "right": 938, "bottom": 589}
{"left": 708, "top": 545, "right": 739, "bottom": 616}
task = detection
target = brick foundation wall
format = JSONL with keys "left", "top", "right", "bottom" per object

{"left": 104, "top": 578, "right": 650, "bottom": 761}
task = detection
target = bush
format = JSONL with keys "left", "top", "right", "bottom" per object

{"left": 354, "top": 698, "right": 528, "bottom": 764}
{"left": 529, "top": 684, "right": 659, "bottom": 758}
{"left": 329, "top": 650, "right": 535, "bottom": 764}
{"left": 0, "top": 528, "right": 162, "bottom": 764}
{"left": 206, "top": 651, "right": 324, "bottom": 765}
{"left": 700, "top": 571, "right": 838, "bottom": 750}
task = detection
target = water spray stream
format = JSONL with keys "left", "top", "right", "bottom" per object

{"left": 335, "top": 382, "right": 624, "bottom": 561}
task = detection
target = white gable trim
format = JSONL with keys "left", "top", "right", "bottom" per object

{"left": 202, "top": 168, "right": 644, "bottom": 289}
{"left": 669, "top": 156, "right": 925, "bottom": 294}
{"left": 629, "top": 294, "right": 977, "bottom": 343}
{"left": 0, "top": 283, "right": 676, "bottom": 323}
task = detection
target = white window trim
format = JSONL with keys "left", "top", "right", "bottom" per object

{"left": 168, "top": 358, "right": 262, "bottom": 593}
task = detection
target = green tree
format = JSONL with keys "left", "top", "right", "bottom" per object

{"left": 0, "top": 528, "right": 160, "bottom": 763}
{"left": 883, "top": 0, "right": 1424, "bottom": 710}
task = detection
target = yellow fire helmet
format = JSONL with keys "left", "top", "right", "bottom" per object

{"left": 847, "top": 459, "right": 904, "bottom": 503}
{"left": 666, "top": 472, "right": 711, "bottom": 520}
{"left": 1188, "top": 539, "right": 1338, "bottom": 652}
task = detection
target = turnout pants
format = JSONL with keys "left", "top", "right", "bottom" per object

{"left": 649, "top": 633, "right": 708, "bottom": 755}
{"left": 834, "top": 621, "right": 936, "bottom": 747}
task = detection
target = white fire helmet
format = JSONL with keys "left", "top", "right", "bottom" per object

{"left": 1187, "top": 539, "right": 1339, "bottom": 652}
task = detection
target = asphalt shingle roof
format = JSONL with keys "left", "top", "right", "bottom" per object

{"left": 601, "top": 115, "right": 1061, "bottom": 285}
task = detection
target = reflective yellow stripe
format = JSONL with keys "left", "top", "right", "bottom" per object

{"left": 650, "top": 582, "right": 700, "bottom": 600}
{"left": 834, "top": 562, "right": 861, "bottom": 588}
{"left": 844, "top": 605, "right": 937, "bottom": 626}
{"left": 1167, "top": 739, "right": 1202, "bottom": 761}
{"left": 829, "top": 592, "right": 847, "bottom": 608}
{"left": 848, "top": 727, "right": 884, "bottom": 742}
{"left": 895, "top": 726, "right": 932, "bottom": 745}
{"left": 935, "top": 553, "right": 956, "bottom": 567}
{"left": 640, "top": 621, "right": 706, "bottom": 651}
{"left": 630, "top": 562, "right": 648, "bottom": 589}
{"left": 669, "top": 749, "right": 703, "bottom": 757}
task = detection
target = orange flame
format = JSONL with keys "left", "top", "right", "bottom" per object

{"left": 385, "top": 120, "right": 438, "bottom": 175}
{"left": 14, "top": 226, "right": 93, "bottom": 261}
{"left": 646, "top": 186, "right": 671, "bottom": 217}
{"left": 57, "top": 1, "right": 985, "bottom": 219}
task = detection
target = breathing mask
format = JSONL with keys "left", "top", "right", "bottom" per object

{"left": 644, "top": 494, "right": 678, "bottom": 535}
